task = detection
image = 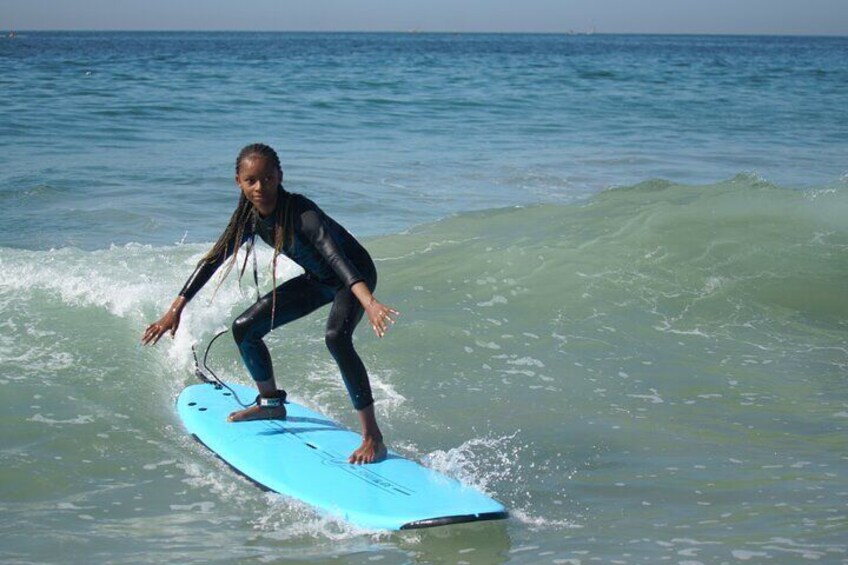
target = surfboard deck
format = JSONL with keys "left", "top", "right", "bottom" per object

{"left": 176, "top": 382, "right": 508, "bottom": 530}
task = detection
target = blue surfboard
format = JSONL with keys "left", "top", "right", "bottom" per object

{"left": 176, "top": 382, "right": 508, "bottom": 530}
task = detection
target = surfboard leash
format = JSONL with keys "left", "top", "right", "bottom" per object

{"left": 191, "top": 329, "right": 253, "bottom": 408}
{"left": 190, "top": 250, "right": 261, "bottom": 409}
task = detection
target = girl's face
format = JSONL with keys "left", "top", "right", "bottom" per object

{"left": 236, "top": 155, "right": 281, "bottom": 217}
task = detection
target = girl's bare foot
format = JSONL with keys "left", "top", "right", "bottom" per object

{"left": 349, "top": 435, "right": 387, "bottom": 464}
{"left": 227, "top": 403, "right": 287, "bottom": 422}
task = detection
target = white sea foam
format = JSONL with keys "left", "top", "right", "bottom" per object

{"left": 417, "top": 432, "right": 578, "bottom": 531}
{"left": 731, "top": 549, "right": 770, "bottom": 560}
{"left": 627, "top": 389, "right": 664, "bottom": 404}
{"left": 28, "top": 413, "right": 96, "bottom": 425}
{"left": 476, "top": 295, "right": 508, "bottom": 307}
{"left": 422, "top": 434, "right": 520, "bottom": 493}
{"left": 510, "top": 508, "right": 582, "bottom": 531}
{"left": 369, "top": 373, "right": 408, "bottom": 416}
{"left": 505, "top": 356, "right": 545, "bottom": 368}
{"left": 0, "top": 243, "right": 302, "bottom": 326}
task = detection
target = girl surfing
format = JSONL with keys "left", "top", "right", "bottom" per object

{"left": 142, "top": 143, "right": 398, "bottom": 464}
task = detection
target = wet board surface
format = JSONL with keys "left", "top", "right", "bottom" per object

{"left": 176, "top": 382, "right": 508, "bottom": 530}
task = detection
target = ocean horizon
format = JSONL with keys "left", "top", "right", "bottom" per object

{"left": 6, "top": 29, "right": 848, "bottom": 36}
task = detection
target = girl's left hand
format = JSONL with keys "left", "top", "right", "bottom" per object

{"left": 365, "top": 299, "right": 399, "bottom": 338}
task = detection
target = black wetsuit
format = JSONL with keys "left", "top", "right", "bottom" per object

{"left": 179, "top": 187, "right": 377, "bottom": 410}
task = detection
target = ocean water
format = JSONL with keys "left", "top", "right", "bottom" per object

{"left": 1, "top": 32, "right": 847, "bottom": 563}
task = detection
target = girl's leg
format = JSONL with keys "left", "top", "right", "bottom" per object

{"left": 229, "top": 275, "right": 333, "bottom": 421}
{"left": 324, "top": 286, "right": 373, "bottom": 412}
{"left": 324, "top": 276, "right": 386, "bottom": 463}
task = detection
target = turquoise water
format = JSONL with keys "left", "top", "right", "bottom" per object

{"left": 1, "top": 32, "right": 847, "bottom": 563}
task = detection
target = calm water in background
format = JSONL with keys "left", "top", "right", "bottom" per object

{"left": 1, "top": 32, "right": 847, "bottom": 563}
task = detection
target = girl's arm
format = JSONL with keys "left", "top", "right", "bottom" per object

{"left": 142, "top": 257, "right": 225, "bottom": 346}
{"left": 142, "top": 227, "right": 250, "bottom": 346}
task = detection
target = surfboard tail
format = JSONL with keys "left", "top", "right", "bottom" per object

{"left": 400, "top": 510, "right": 509, "bottom": 529}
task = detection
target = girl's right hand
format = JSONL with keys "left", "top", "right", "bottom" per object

{"left": 142, "top": 297, "right": 186, "bottom": 346}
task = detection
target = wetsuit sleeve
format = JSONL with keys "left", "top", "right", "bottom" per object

{"left": 178, "top": 227, "right": 251, "bottom": 302}
{"left": 177, "top": 257, "right": 222, "bottom": 302}
{"left": 298, "top": 207, "right": 363, "bottom": 289}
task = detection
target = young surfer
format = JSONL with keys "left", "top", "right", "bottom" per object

{"left": 142, "top": 143, "right": 398, "bottom": 464}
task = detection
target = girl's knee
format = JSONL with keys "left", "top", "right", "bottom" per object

{"left": 325, "top": 327, "right": 352, "bottom": 354}
{"left": 232, "top": 314, "right": 252, "bottom": 344}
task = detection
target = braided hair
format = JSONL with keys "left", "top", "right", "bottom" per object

{"left": 202, "top": 143, "right": 293, "bottom": 321}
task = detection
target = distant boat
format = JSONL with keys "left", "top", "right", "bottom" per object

{"left": 565, "top": 25, "right": 596, "bottom": 36}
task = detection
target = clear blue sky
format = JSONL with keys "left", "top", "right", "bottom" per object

{"left": 2, "top": 0, "right": 847, "bottom": 35}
